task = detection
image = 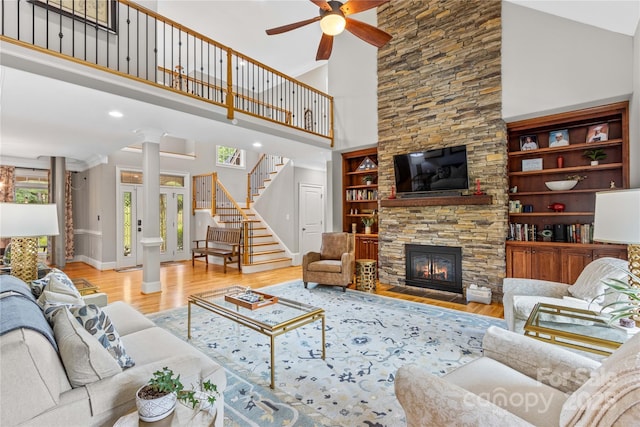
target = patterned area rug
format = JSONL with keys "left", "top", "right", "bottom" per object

{"left": 148, "top": 280, "right": 506, "bottom": 427}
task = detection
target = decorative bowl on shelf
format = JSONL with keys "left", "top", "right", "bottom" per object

{"left": 545, "top": 180, "right": 578, "bottom": 191}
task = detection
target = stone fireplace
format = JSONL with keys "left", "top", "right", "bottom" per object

{"left": 376, "top": 0, "right": 507, "bottom": 302}
{"left": 405, "top": 244, "right": 462, "bottom": 293}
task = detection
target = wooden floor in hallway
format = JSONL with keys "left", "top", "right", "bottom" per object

{"left": 61, "top": 261, "right": 504, "bottom": 318}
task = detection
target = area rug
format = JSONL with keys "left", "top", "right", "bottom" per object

{"left": 148, "top": 280, "right": 506, "bottom": 427}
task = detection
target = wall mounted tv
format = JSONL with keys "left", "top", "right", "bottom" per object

{"left": 393, "top": 145, "right": 468, "bottom": 197}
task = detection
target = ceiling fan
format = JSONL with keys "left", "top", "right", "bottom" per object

{"left": 265, "top": 0, "right": 392, "bottom": 61}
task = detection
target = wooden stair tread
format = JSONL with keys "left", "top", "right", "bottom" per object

{"left": 251, "top": 241, "right": 280, "bottom": 247}
{"left": 252, "top": 249, "right": 285, "bottom": 256}
{"left": 244, "top": 257, "right": 291, "bottom": 266}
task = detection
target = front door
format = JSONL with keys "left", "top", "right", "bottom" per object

{"left": 117, "top": 170, "right": 189, "bottom": 269}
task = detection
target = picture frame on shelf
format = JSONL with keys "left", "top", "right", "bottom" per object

{"left": 586, "top": 123, "right": 609, "bottom": 143}
{"left": 549, "top": 129, "right": 570, "bottom": 148}
{"left": 522, "top": 158, "right": 543, "bottom": 172}
{"left": 519, "top": 135, "right": 539, "bottom": 151}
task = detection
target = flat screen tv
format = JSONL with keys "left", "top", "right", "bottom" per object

{"left": 393, "top": 145, "right": 468, "bottom": 196}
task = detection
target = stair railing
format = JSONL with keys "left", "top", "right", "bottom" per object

{"left": 246, "top": 154, "right": 285, "bottom": 207}
{"left": 0, "top": 0, "right": 334, "bottom": 143}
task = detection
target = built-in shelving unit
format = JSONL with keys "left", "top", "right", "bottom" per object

{"left": 505, "top": 102, "right": 629, "bottom": 283}
{"left": 342, "top": 147, "right": 379, "bottom": 263}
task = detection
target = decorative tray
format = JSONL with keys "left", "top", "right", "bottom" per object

{"left": 224, "top": 290, "right": 278, "bottom": 310}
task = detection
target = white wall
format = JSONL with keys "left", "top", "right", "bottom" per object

{"left": 632, "top": 20, "right": 640, "bottom": 187}
{"left": 502, "top": 2, "right": 638, "bottom": 187}
{"left": 328, "top": 9, "right": 379, "bottom": 151}
{"left": 502, "top": 3, "right": 633, "bottom": 122}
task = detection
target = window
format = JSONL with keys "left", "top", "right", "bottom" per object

{"left": 216, "top": 146, "right": 245, "bottom": 169}
{"left": 14, "top": 168, "right": 50, "bottom": 256}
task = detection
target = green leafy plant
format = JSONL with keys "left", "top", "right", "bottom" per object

{"left": 139, "top": 367, "right": 218, "bottom": 409}
{"left": 362, "top": 174, "right": 375, "bottom": 184}
{"left": 361, "top": 215, "right": 377, "bottom": 227}
{"left": 592, "top": 268, "right": 640, "bottom": 325}
{"left": 583, "top": 149, "right": 607, "bottom": 161}
{"left": 566, "top": 174, "right": 587, "bottom": 182}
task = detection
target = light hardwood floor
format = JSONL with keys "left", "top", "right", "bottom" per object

{"left": 62, "top": 261, "right": 504, "bottom": 318}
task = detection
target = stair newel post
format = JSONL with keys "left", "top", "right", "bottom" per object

{"left": 211, "top": 172, "right": 217, "bottom": 217}
{"left": 242, "top": 221, "right": 250, "bottom": 266}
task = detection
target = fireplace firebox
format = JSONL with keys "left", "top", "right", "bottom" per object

{"left": 405, "top": 244, "right": 462, "bottom": 294}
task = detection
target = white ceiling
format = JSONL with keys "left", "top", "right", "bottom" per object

{"left": 1, "top": 0, "right": 638, "bottom": 171}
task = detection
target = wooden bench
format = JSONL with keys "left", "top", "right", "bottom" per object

{"left": 191, "top": 226, "right": 242, "bottom": 273}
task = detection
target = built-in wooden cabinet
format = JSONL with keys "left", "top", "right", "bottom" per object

{"left": 342, "top": 147, "right": 379, "bottom": 262}
{"left": 506, "top": 102, "right": 629, "bottom": 281}
{"left": 506, "top": 242, "right": 627, "bottom": 284}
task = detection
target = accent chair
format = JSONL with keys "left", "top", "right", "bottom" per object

{"left": 503, "top": 257, "right": 629, "bottom": 333}
{"left": 302, "top": 232, "right": 355, "bottom": 292}
{"left": 395, "top": 325, "right": 640, "bottom": 426}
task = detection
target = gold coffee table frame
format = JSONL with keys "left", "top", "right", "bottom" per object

{"left": 188, "top": 286, "right": 325, "bottom": 389}
{"left": 524, "top": 303, "right": 629, "bottom": 356}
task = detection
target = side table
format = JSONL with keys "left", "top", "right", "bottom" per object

{"left": 72, "top": 278, "right": 99, "bottom": 295}
{"left": 114, "top": 404, "right": 216, "bottom": 427}
{"left": 355, "top": 259, "right": 377, "bottom": 292}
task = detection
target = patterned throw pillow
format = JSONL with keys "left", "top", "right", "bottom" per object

{"left": 38, "top": 274, "right": 85, "bottom": 317}
{"left": 32, "top": 268, "right": 79, "bottom": 299}
{"left": 69, "top": 304, "right": 135, "bottom": 369}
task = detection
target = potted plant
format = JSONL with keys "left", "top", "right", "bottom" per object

{"left": 136, "top": 367, "right": 219, "bottom": 422}
{"left": 362, "top": 175, "right": 375, "bottom": 185}
{"left": 593, "top": 268, "right": 640, "bottom": 327}
{"left": 361, "top": 215, "right": 377, "bottom": 234}
{"left": 583, "top": 149, "right": 607, "bottom": 166}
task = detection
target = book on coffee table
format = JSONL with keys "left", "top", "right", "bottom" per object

{"left": 225, "top": 290, "right": 278, "bottom": 310}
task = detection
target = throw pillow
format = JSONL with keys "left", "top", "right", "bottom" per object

{"left": 51, "top": 307, "right": 122, "bottom": 388}
{"left": 568, "top": 258, "right": 629, "bottom": 304}
{"left": 32, "top": 268, "right": 80, "bottom": 299}
{"left": 69, "top": 304, "right": 135, "bottom": 369}
{"left": 38, "top": 275, "right": 85, "bottom": 314}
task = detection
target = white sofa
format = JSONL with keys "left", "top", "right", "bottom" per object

{"left": 395, "top": 325, "right": 640, "bottom": 426}
{"left": 0, "top": 274, "right": 226, "bottom": 426}
{"left": 503, "top": 257, "right": 629, "bottom": 333}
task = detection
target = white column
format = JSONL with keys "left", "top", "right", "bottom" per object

{"left": 50, "top": 157, "right": 66, "bottom": 268}
{"left": 138, "top": 130, "right": 163, "bottom": 294}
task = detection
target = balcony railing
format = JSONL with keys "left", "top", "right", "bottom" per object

{"left": 0, "top": 0, "right": 334, "bottom": 143}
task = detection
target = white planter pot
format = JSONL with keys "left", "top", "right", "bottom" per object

{"left": 591, "top": 160, "right": 599, "bottom": 166}
{"left": 364, "top": 226, "right": 372, "bottom": 234}
{"left": 136, "top": 386, "right": 177, "bottom": 422}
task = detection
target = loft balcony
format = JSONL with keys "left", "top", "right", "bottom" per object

{"left": 0, "top": 0, "right": 334, "bottom": 147}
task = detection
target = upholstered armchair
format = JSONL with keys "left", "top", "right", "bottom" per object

{"left": 395, "top": 325, "right": 640, "bottom": 427}
{"left": 302, "top": 232, "right": 355, "bottom": 292}
{"left": 503, "top": 257, "right": 629, "bottom": 333}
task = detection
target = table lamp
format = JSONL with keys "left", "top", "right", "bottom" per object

{"left": 593, "top": 188, "right": 640, "bottom": 286}
{"left": 0, "top": 203, "right": 59, "bottom": 282}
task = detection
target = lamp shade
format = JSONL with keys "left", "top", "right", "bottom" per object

{"left": 593, "top": 189, "right": 640, "bottom": 244}
{"left": 0, "top": 203, "right": 60, "bottom": 237}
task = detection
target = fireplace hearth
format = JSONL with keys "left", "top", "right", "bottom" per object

{"left": 405, "top": 244, "right": 462, "bottom": 294}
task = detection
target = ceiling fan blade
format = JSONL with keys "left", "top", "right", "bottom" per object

{"left": 316, "top": 33, "right": 334, "bottom": 61}
{"left": 340, "top": 0, "right": 390, "bottom": 16}
{"left": 310, "top": 0, "right": 332, "bottom": 11}
{"left": 345, "top": 18, "right": 392, "bottom": 48}
{"left": 266, "top": 16, "right": 321, "bottom": 35}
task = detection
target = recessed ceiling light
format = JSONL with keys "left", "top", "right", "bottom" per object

{"left": 253, "top": 142, "right": 262, "bottom": 148}
{"left": 109, "top": 110, "right": 123, "bottom": 118}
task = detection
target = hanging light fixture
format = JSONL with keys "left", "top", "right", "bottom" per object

{"left": 319, "top": 2, "right": 346, "bottom": 36}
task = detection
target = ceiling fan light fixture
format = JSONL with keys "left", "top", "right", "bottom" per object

{"left": 320, "top": 13, "right": 346, "bottom": 36}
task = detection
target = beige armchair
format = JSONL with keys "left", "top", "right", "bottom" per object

{"left": 503, "top": 257, "right": 629, "bottom": 333}
{"left": 395, "top": 326, "right": 640, "bottom": 427}
{"left": 302, "top": 232, "right": 355, "bottom": 292}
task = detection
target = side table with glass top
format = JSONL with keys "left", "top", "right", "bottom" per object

{"left": 523, "top": 303, "right": 632, "bottom": 356}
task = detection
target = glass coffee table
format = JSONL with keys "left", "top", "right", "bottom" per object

{"left": 188, "top": 286, "right": 325, "bottom": 389}
{"left": 523, "top": 303, "right": 632, "bottom": 356}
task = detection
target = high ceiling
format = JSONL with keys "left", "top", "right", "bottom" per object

{"left": 0, "top": 0, "right": 638, "bottom": 171}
